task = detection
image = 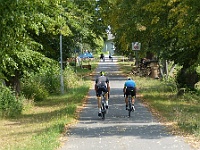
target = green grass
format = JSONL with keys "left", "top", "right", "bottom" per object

{"left": 117, "top": 61, "right": 135, "bottom": 75}
{"left": 1, "top": 57, "right": 199, "bottom": 149}
{"left": 0, "top": 83, "right": 91, "bottom": 150}
{"left": 0, "top": 56, "right": 98, "bottom": 150}
{"left": 118, "top": 61, "right": 200, "bottom": 142}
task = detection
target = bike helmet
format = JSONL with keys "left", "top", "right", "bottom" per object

{"left": 100, "top": 71, "right": 105, "bottom": 76}
{"left": 127, "top": 77, "right": 132, "bottom": 80}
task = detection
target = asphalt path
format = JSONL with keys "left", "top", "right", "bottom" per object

{"left": 59, "top": 56, "right": 193, "bottom": 150}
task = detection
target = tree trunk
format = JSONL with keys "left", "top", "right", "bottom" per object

{"left": 4, "top": 71, "right": 21, "bottom": 94}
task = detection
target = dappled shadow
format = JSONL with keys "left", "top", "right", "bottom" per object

{"left": 14, "top": 106, "right": 74, "bottom": 125}
{"left": 4, "top": 120, "right": 64, "bottom": 140}
{"left": 66, "top": 122, "right": 170, "bottom": 140}
{"left": 35, "top": 86, "right": 88, "bottom": 107}
{"left": 64, "top": 85, "right": 172, "bottom": 141}
{"left": 60, "top": 58, "right": 194, "bottom": 150}
{"left": 7, "top": 86, "right": 88, "bottom": 126}
{"left": 91, "top": 62, "right": 126, "bottom": 81}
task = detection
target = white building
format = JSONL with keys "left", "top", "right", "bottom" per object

{"left": 103, "top": 33, "right": 115, "bottom": 56}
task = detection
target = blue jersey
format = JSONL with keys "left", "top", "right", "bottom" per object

{"left": 124, "top": 80, "right": 136, "bottom": 88}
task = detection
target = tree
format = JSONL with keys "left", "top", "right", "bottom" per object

{"left": 0, "top": 0, "right": 66, "bottom": 92}
{"left": 0, "top": 0, "right": 106, "bottom": 93}
{"left": 99, "top": 0, "right": 200, "bottom": 90}
{"left": 166, "top": 0, "right": 200, "bottom": 90}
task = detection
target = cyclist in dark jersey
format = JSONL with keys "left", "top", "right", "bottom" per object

{"left": 95, "top": 71, "right": 110, "bottom": 117}
{"left": 123, "top": 77, "right": 136, "bottom": 111}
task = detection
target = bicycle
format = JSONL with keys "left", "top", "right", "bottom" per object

{"left": 125, "top": 91, "right": 135, "bottom": 117}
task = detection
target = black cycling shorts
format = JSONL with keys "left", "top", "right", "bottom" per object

{"left": 96, "top": 86, "right": 108, "bottom": 97}
{"left": 125, "top": 87, "right": 136, "bottom": 97}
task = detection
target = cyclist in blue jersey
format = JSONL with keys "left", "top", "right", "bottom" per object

{"left": 123, "top": 77, "right": 136, "bottom": 111}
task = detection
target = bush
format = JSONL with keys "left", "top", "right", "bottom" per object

{"left": 22, "top": 80, "right": 49, "bottom": 101}
{"left": 34, "top": 62, "right": 61, "bottom": 94}
{"left": 63, "top": 66, "right": 81, "bottom": 90}
{"left": 0, "top": 86, "right": 23, "bottom": 118}
{"left": 21, "top": 61, "right": 60, "bottom": 99}
{"left": 21, "top": 61, "right": 84, "bottom": 99}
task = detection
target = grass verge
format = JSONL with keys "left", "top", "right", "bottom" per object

{"left": 118, "top": 60, "right": 200, "bottom": 149}
{"left": 0, "top": 57, "right": 101, "bottom": 150}
{"left": 0, "top": 85, "right": 90, "bottom": 150}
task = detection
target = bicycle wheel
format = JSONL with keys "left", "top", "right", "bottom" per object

{"left": 128, "top": 96, "right": 132, "bottom": 117}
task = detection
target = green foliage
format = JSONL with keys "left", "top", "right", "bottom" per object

{"left": 0, "top": 0, "right": 106, "bottom": 93}
{"left": 0, "top": 86, "right": 23, "bottom": 118}
{"left": 21, "top": 60, "right": 86, "bottom": 100}
{"left": 36, "top": 63, "right": 61, "bottom": 94}
{"left": 100, "top": 0, "right": 200, "bottom": 89}
{"left": 111, "top": 0, "right": 200, "bottom": 61}
{"left": 63, "top": 66, "right": 82, "bottom": 90}
{"left": 21, "top": 80, "right": 49, "bottom": 102}
{"left": 176, "top": 67, "right": 199, "bottom": 90}
{"left": 21, "top": 62, "right": 61, "bottom": 100}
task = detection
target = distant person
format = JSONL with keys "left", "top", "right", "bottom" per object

{"left": 123, "top": 77, "right": 136, "bottom": 111}
{"left": 95, "top": 71, "right": 110, "bottom": 117}
{"left": 100, "top": 53, "right": 105, "bottom": 62}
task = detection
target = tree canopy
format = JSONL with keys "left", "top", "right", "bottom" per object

{"left": 0, "top": 0, "right": 106, "bottom": 92}
{"left": 99, "top": 0, "right": 200, "bottom": 90}
{"left": 0, "top": 0, "right": 199, "bottom": 91}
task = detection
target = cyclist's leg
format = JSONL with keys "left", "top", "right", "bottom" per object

{"left": 131, "top": 96, "right": 135, "bottom": 105}
{"left": 96, "top": 88, "right": 102, "bottom": 115}
{"left": 131, "top": 88, "right": 136, "bottom": 111}
{"left": 102, "top": 87, "right": 109, "bottom": 108}
{"left": 125, "top": 89, "right": 129, "bottom": 109}
{"left": 131, "top": 88, "right": 136, "bottom": 104}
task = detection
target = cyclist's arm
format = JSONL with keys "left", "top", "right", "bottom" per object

{"left": 107, "top": 82, "right": 110, "bottom": 92}
{"left": 123, "top": 82, "right": 126, "bottom": 93}
{"left": 106, "top": 77, "right": 110, "bottom": 92}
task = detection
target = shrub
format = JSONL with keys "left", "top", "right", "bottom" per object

{"left": 63, "top": 66, "right": 81, "bottom": 90}
{"left": 0, "top": 86, "right": 23, "bottom": 118}
{"left": 39, "top": 67, "right": 60, "bottom": 94}
{"left": 21, "top": 61, "right": 60, "bottom": 98}
{"left": 21, "top": 61, "right": 84, "bottom": 98}
{"left": 33, "top": 62, "right": 61, "bottom": 94}
{"left": 22, "top": 80, "right": 49, "bottom": 101}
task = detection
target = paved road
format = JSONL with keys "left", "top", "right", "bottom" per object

{"left": 59, "top": 56, "right": 193, "bottom": 150}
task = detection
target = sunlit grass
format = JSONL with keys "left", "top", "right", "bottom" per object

{"left": 117, "top": 61, "right": 134, "bottom": 75}
{"left": 118, "top": 61, "right": 200, "bottom": 142}
{"left": 139, "top": 78, "right": 200, "bottom": 137}
{"left": 0, "top": 85, "right": 90, "bottom": 150}
{"left": 0, "top": 56, "right": 96, "bottom": 150}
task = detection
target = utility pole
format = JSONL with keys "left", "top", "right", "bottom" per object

{"left": 60, "top": 34, "right": 64, "bottom": 94}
